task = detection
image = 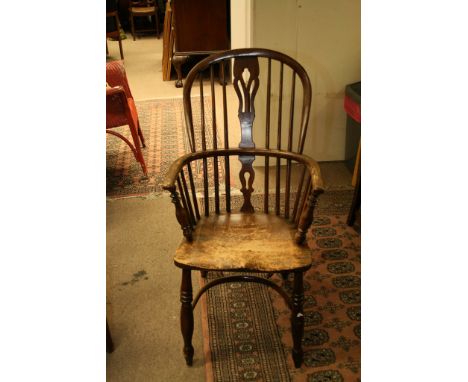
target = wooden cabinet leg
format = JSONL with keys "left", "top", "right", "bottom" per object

{"left": 173, "top": 55, "right": 188, "bottom": 88}
{"left": 180, "top": 269, "right": 194, "bottom": 365}
{"left": 291, "top": 271, "right": 304, "bottom": 368}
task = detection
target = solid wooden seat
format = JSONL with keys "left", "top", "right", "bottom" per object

{"left": 131, "top": 6, "right": 155, "bottom": 14}
{"left": 175, "top": 213, "right": 313, "bottom": 272}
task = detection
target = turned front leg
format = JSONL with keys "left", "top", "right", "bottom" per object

{"left": 291, "top": 271, "right": 305, "bottom": 368}
{"left": 180, "top": 269, "right": 194, "bottom": 366}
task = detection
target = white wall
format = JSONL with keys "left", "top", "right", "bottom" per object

{"left": 252, "top": 0, "right": 361, "bottom": 161}
{"left": 230, "top": 0, "right": 253, "bottom": 49}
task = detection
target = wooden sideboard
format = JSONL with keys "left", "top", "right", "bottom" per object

{"left": 170, "top": 0, "right": 230, "bottom": 87}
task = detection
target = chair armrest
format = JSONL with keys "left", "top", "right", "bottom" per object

{"left": 162, "top": 148, "right": 324, "bottom": 193}
{"left": 162, "top": 148, "right": 325, "bottom": 244}
{"left": 106, "top": 85, "right": 125, "bottom": 97}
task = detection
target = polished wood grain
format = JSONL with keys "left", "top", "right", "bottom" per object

{"left": 175, "top": 213, "right": 313, "bottom": 272}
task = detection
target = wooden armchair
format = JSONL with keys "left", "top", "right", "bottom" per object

{"left": 106, "top": 60, "right": 147, "bottom": 176}
{"left": 106, "top": 11, "right": 124, "bottom": 59}
{"left": 129, "top": 0, "right": 160, "bottom": 41}
{"left": 163, "top": 48, "right": 324, "bottom": 368}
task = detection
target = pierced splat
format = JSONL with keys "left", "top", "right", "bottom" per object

{"left": 233, "top": 57, "right": 260, "bottom": 149}
{"left": 239, "top": 156, "right": 255, "bottom": 213}
{"left": 233, "top": 57, "right": 260, "bottom": 213}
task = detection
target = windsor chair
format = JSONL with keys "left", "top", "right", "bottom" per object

{"left": 129, "top": 0, "right": 160, "bottom": 40}
{"left": 106, "top": 10, "right": 124, "bottom": 59}
{"left": 163, "top": 48, "right": 324, "bottom": 368}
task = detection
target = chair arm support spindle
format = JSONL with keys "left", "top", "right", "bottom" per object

{"left": 294, "top": 188, "right": 323, "bottom": 244}
{"left": 169, "top": 187, "right": 193, "bottom": 242}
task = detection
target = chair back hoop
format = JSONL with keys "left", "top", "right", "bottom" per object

{"left": 106, "top": 60, "right": 134, "bottom": 100}
{"left": 182, "top": 48, "right": 312, "bottom": 154}
{"left": 175, "top": 48, "right": 316, "bottom": 220}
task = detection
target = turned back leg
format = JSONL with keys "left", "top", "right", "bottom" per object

{"left": 291, "top": 271, "right": 305, "bottom": 368}
{"left": 180, "top": 269, "right": 194, "bottom": 365}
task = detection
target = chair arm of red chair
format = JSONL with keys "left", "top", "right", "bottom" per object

{"left": 106, "top": 85, "right": 126, "bottom": 97}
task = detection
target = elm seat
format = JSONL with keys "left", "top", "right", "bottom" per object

{"left": 175, "top": 213, "right": 313, "bottom": 272}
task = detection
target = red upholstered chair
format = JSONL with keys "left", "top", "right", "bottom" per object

{"left": 106, "top": 60, "right": 147, "bottom": 176}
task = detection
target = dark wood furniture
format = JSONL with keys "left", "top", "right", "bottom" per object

{"left": 170, "top": 0, "right": 230, "bottom": 87}
{"left": 106, "top": 11, "right": 124, "bottom": 59}
{"left": 163, "top": 48, "right": 324, "bottom": 368}
{"left": 129, "top": 0, "right": 160, "bottom": 41}
{"left": 347, "top": 162, "right": 361, "bottom": 227}
{"left": 106, "top": 60, "right": 148, "bottom": 176}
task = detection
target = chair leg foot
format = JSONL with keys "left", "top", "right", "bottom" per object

{"left": 291, "top": 271, "right": 304, "bottom": 368}
{"left": 180, "top": 269, "right": 194, "bottom": 366}
{"left": 292, "top": 349, "right": 303, "bottom": 369}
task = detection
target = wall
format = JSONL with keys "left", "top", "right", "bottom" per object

{"left": 230, "top": 0, "right": 253, "bottom": 49}
{"left": 252, "top": 0, "right": 361, "bottom": 161}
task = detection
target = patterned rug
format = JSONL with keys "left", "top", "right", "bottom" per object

{"left": 106, "top": 97, "right": 223, "bottom": 198}
{"left": 198, "top": 188, "right": 354, "bottom": 217}
{"left": 201, "top": 194, "right": 360, "bottom": 382}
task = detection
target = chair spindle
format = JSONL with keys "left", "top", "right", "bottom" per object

{"left": 291, "top": 166, "right": 307, "bottom": 223}
{"left": 210, "top": 65, "right": 220, "bottom": 214}
{"left": 221, "top": 60, "right": 231, "bottom": 213}
{"left": 177, "top": 176, "right": 194, "bottom": 227}
{"left": 187, "top": 163, "right": 200, "bottom": 220}
{"left": 264, "top": 58, "right": 272, "bottom": 214}
{"left": 275, "top": 63, "right": 284, "bottom": 216}
{"left": 180, "top": 170, "right": 196, "bottom": 226}
{"left": 296, "top": 173, "right": 311, "bottom": 227}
